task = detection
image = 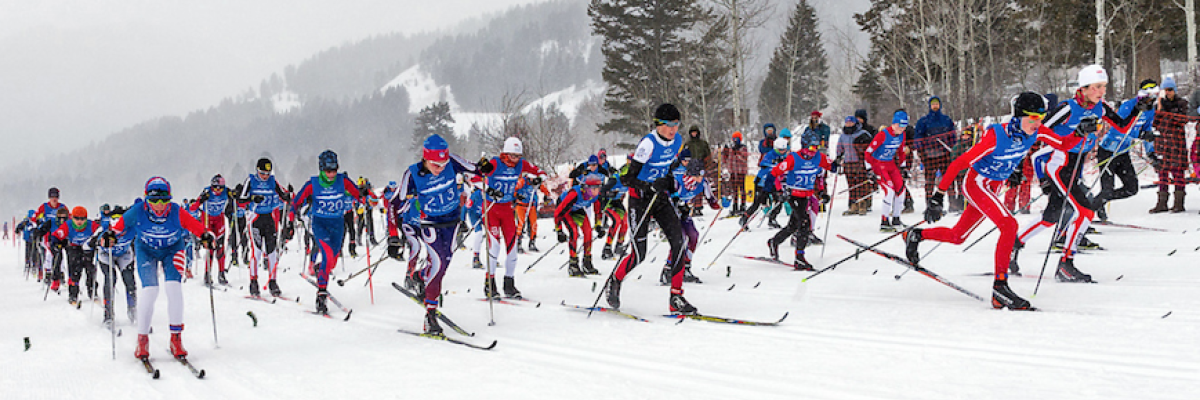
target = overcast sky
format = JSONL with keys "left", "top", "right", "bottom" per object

{"left": 0, "top": 0, "right": 549, "bottom": 165}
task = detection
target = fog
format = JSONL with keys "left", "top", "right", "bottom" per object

{"left": 0, "top": 0, "right": 550, "bottom": 167}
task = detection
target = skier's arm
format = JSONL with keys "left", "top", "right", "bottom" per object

{"left": 290, "top": 181, "right": 314, "bottom": 220}
{"left": 178, "top": 207, "right": 207, "bottom": 237}
{"left": 770, "top": 153, "right": 794, "bottom": 178}
{"left": 554, "top": 191, "right": 577, "bottom": 224}
{"left": 938, "top": 128, "right": 996, "bottom": 191}
{"left": 1101, "top": 100, "right": 1140, "bottom": 134}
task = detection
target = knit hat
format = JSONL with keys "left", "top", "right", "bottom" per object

{"left": 423, "top": 135, "right": 450, "bottom": 162}
{"left": 892, "top": 110, "right": 909, "bottom": 127}
{"left": 1162, "top": 76, "right": 1177, "bottom": 90}
{"left": 654, "top": 103, "right": 681, "bottom": 122}
{"left": 1077, "top": 64, "right": 1108, "bottom": 88}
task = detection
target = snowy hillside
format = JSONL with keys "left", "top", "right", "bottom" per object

{"left": 2, "top": 183, "right": 1197, "bottom": 399}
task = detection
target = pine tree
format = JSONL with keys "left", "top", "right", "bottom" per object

{"left": 589, "top": 0, "right": 715, "bottom": 136}
{"left": 412, "top": 102, "right": 457, "bottom": 152}
{"left": 757, "top": 0, "right": 828, "bottom": 127}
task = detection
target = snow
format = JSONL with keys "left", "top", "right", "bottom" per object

{"left": 521, "top": 80, "right": 605, "bottom": 122}
{"left": 271, "top": 90, "right": 301, "bottom": 114}
{"left": 2, "top": 183, "right": 1198, "bottom": 399}
{"left": 380, "top": 64, "right": 459, "bottom": 113}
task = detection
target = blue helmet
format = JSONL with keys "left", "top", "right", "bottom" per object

{"left": 145, "top": 177, "right": 172, "bottom": 199}
{"left": 319, "top": 150, "right": 339, "bottom": 171}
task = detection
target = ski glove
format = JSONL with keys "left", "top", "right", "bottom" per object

{"left": 1075, "top": 117, "right": 1099, "bottom": 137}
{"left": 595, "top": 226, "right": 606, "bottom": 239}
{"left": 251, "top": 194, "right": 266, "bottom": 203}
{"left": 1007, "top": 168, "right": 1023, "bottom": 187}
{"left": 556, "top": 229, "right": 568, "bottom": 243}
{"left": 199, "top": 232, "right": 216, "bottom": 250}
{"left": 1134, "top": 96, "right": 1156, "bottom": 113}
{"left": 282, "top": 222, "right": 295, "bottom": 241}
{"left": 476, "top": 158, "right": 495, "bottom": 174}
{"left": 485, "top": 187, "right": 505, "bottom": 200}
{"left": 925, "top": 191, "right": 945, "bottom": 223}
{"left": 99, "top": 231, "right": 117, "bottom": 247}
{"left": 651, "top": 176, "right": 676, "bottom": 196}
{"left": 819, "top": 192, "right": 831, "bottom": 204}
{"left": 1138, "top": 129, "right": 1157, "bottom": 142}
{"left": 526, "top": 176, "right": 543, "bottom": 187}
{"left": 830, "top": 160, "right": 841, "bottom": 174}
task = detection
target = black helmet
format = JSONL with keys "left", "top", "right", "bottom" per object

{"left": 256, "top": 158, "right": 273, "bottom": 173}
{"left": 211, "top": 174, "right": 225, "bottom": 187}
{"left": 48, "top": 187, "right": 60, "bottom": 198}
{"left": 319, "top": 150, "right": 339, "bottom": 171}
{"left": 100, "top": 204, "right": 112, "bottom": 215}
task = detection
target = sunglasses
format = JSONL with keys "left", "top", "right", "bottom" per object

{"left": 655, "top": 119, "right": 681, "bottom": 127}
{"left": 427, "top": 159, "right": 449, "bottom": 168}
{"left": 147, "top": 197, "right": 171, "bottom": 205}
{"left": 72, "top": 216, "right": 86, "bottom": 221}
{"left": 1022, "top": 110, "right": 1046, "bottom": 121}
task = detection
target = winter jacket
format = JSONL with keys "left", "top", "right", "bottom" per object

{"left": 913, "top": 96, "right": 956, "bottom": 151}
{"left": 683, "top": 133, "right": 712, "bottom": 164}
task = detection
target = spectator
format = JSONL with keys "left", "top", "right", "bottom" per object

{"left": 913, "top": 96, "right": 957, "bottom": 205}
{"left": 683, "top": 125, "right": 713, "bottom": 215}
{"left": 836, "top": 116, "right": 872, "bottom": 215}
{"left": 759, "top": 123, "right": 778, "bottom": 156}
{"left": 721, "top": 131, "right": 750, "bottom": 216}
{"left": 800, "top": 111, "right": 831, "bottom": 153}
{"left": 1152, "top": 76, "right": 1191, "bottom": 213}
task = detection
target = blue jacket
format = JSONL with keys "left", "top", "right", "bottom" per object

{"left": 913, "top": 96, "right": 955, "bottom": 150}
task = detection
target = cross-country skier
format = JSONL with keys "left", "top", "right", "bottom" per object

{"left": 660, "top": 149, "right": 719, "bottom": 283}
{"left": 236, "top": 157, "right": 293, "bottom": 297}
{"left": 228, "top": 184, "right": 250, "bottom": 266}
{"left": 903, "top": 92, "right": 1083, "bottom": 310}
{"left": 741, "top": 137, "right": 789, "bottom": 229}
{"left": 1011, "top": 65, "right": 1147, "bottom": 283}
{"left": 476, "top": 137, "right": 548, "bottom": 299}
{"left": 605, "top": 103, "right": 697, "bottom": 314}
{"left": 1097, "top": 79, "right": 1158, "bottom": 218}
{"left": 554, "top": 172, "right": 605, "bottom": 277}
{"left": 16, "top": 210, "right": 39, "bottom": 276}
{"left": 866, "top": 110, "right": 911, "bottom": 231}
{"left": 388, "top": 135, "right": 480, "bottom": 334}
{"left": 290, "top": 150, "right": 365, "bottom": 315}
{"left": 191, "top": 175, "right": 236, "bottom": 286}
{"left": 50, "top": 206, "right": 99, "bottom": 305}
{"left": 104, "top": 177, "right": 213, "bottom": 360}
{"left": 36, "top": 187, "right": 68, "bottom": 290}
{"left": 461, "top": 176, "right": 486, "bottom": 269}
{"left": 514, "top": 172, "right": 550, "bottom": 253}
{"left": 91, "top": 205, "right": 139, "bottom": 327}
{"left": 767, "top": 140, "right": 837, "bottom": 271}
{"left": 599, "top": 167, "right": 630, "bottom": 260}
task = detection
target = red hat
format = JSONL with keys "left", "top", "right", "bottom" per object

{"left": 732, "top": 131, "right": 743, "bottom": 140}
{"left": 811, "top": 111, "right": 822, "bottom": 117}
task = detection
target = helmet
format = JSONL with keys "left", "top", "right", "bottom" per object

{"left": 582, "top": 173, "right": 604, "bottom": 187}
{"left": 145, "top": 176, "right": 172, "bottom": 199}
{"left": 48, "top": 187, "right": 60, "bottom": 198}
{"left": 71, "top": 206, "right": 87, "bottom": 219}
{"left": 423, "top": 135, "right": 450, "bottom": 162}
{"left": 100, "top": 204, "right": 112, "bottom": 214}
{"left": 774, "top": 138, "right": 789, "bottom": 151}
{"left": 319, "top": 150, "right": 339, "bottom": 171}
{"left": 779, "top": 128, "right": 793, "bottom": 138}
{"left": 211, "top": 174, "right": 225, "bottom": 187}
{"left": 503, "top": 137, "right": 523, "bottom": 155}
{"left": 1011, "top": 92, "right": 1047, "bottom": 118}
{"left": 256, "top": 158, "right": 273, "bottom": 173}
{"left": 387, "top": 181, "right": 398, "bottom": 189}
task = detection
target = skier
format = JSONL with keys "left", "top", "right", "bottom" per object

{"left": 461, "top": 176, "right": 486, "bottom": 269}
{"left": 50, "top": 206, "right": 99, "bottom": 304}
{"left": 356, "top": 178, "right": 381, "bottom": 247}
{"left": 191, "top": 175, "right": 236, "bottom": 286}
{"left": 228, "top": 184, "right": 250, "bottom": 266}
{"left": 768, "top": 138, "right": 837, "bottom": 271}
{"left": 103, "top": 177, "right": 213, "bottom": 360}
{"left": 290, "top": 150, "right": 365, "bottom": 315}
{"left": 476, "top": 137, "right": 548, "bottom": 299}
{"left": 514, "top": 172, "right": 550, "bottom": 253}
{"left": 388, "top": 135, "right": 480, "bottom": 334}
{"left": 741, "top": 137, "right": 789, "bottom": 229}
{"left": 866, "top": 110, "right": 911, "bottom": 231}
{"left": 236, "top": 157, "right": 293, "bottom": 297}
{"left": 1011, "top": 65, "right": 1148, "bottom": 283}
{"left": 660, "top": 149, "right": 719, "bottom": 282}
{"left": 36, "top": 187, "right": 68, "bottom": 290}
{"left": 599, "top": 167, "right": 630, "bottom": 260}
{"left": 16, "top": 211, "right": 39, "bottom": 276}
{"left": 554, "top": 173, "right": 605, "bottom": 276}
{"left": 1097, "top": 79, "right": 1158, "bottom": 219}
{"left": 904, "top": 93, "right": 1084, "bottom": 309}
{"left": 720, "top": 131, "right": 750, "bottom": 216}
{"left": 92, "top": 205, "right": 139, "bottom": 326}
{"left": 605, "top": 103, "right": 697, "bottom": 314}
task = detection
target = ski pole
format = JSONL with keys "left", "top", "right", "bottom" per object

{"left": 1035, "top": 148, "right": 1090, "bottom": 295}
{"left": 365, "top": 210, "right": 375, "bottom": 305}
{"left": 962, "top": 191, "right": 1047, "bottom": 253}
{"left": 206, "top": 237, "right": 219, "bottom": 347}
{"left": 588, "top": 192, "right": 658, "bottom": 318}
{"left": 522, "top": 240, "right": 563, "bottom": 273}
{"left": 894, "top": 241, "right": 942, "bottom": 280}
{"left": 701, "top": 209, "right": 764, "bottom": 271}
{"left": 800, "top": 221, "right": 925, "bottom": 282}
{"left": 109, "top": 246, "right": 117, "bottom": 360}
{"left": 693, "top": 207, "right": 724, "bottom": 249}
{"left": 820, "top": 172, "right": 839, "bottom": 259}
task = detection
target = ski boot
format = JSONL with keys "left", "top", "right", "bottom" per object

{"left": 807, "top": 232, "right": 823, "bottom": 246}
{"left": 230, "top": 256, "right": 240, "bottom": 267}
{"left": 891, "top": 216, "right": 904, "bottom": 228}
{"left": 267, "top": 279, "right": 282, "bottom": 297}
{"left": 528, "top": 239, "right": 539, "bottom": 253}
{"left": 794, "top": 255, "right": 815, "bottom": 271}
{"left": 503, "top": 276, "right": 522, "bottom": 299}
{"left": 669, "top": 291, "right": 698, "bottom": 315}
{"left": 601, "top": 243, "right": 614, "bottom": 260}
{"left": 517, "top": 239, "right": 526, "bottom": 254}
{"left": 682, "top": 267, "right": 702, "bottom": 283}
{"left": 615, "top": 243, "right": 628, "bottom": 258}
{"left": 315, "top": 290, "right": 329, "bottom": 315}
{"left": 768, "top": 218, "right": 782, "bottom": 229}
{"left": 50, "top": 279, "right": 61, "bottom": 293}
{"left": 484, "top": 274, "right": 500, "bottom": 299}
{"left": 472, "top": 254, "right": 483, "bottom": 269}
{"left": 1008, "top": 240, "right": 1024, "bottom": 277}
{"left": 134, "top": 334, "right": 150, "bottom": 359}
{"left": 424, "top": 307, "right": 443, "bottom": 335}
{"left": 217, "top": 269, "right": 229, "bottom": 285}
{"left": 169, "top": 326, "right": 187, "bottom": 358}
{"left": 582, "top": 255, "right": 599, "bottom": 275}
{"left": 348, "top": 243, "right": 358, "bottom": 258}
{"left": 903, "top": 228, "right": 923, "bottom": 264}
{"left": 203, "top": 271, "right": 213, "bottom": 287}
{"left": 1077, "top": 235, "right": 1103, "bottom": 250}
{"left": 102, "top": 306, "right": 114, "bottom": 329}
{"left": 1055, "top": 258, "right": 1095, "bottom": 283}
{"left": 879, "top": 217, "right": 895, "bottom": 232}
{"left": 659, "top": 267, "right": 672, "bottom": 286}
{"left": 249, "top": 278, "right": 261, "bottom": 297}
{"left": 567, "top": 257, "right": 585, "bottom": 277}
{"left": 738, "top": 214, "right": 750, "bottom": 230}
{"left": 767, "top": 238, "right": 780, "bottom": 260}
{"left": 992, "top": 280, "right": 1034, "bottom": 310}
{"left": 605, "top": 275, "right": 622, "bottom": 309}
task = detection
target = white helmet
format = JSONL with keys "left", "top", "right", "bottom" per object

{"left": 1077, "top": 64, "right": 1108, "bottom": 88}
{"left": 503, "top": 137, "right": 523, "bottom": 155}
{"left": 774, "top": 137, "right": 789, "bottom": 151}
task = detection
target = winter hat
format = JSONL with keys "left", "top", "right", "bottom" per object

{"left": 1077, "top": 64, "right": 1108, "bottom": 88}
{"left": 844, "top": 116, "right": 857, "bottom": 125}
{"left": 779, "top": 128, "right": 793, "bottom": 138}
{"left": 732, "top": 131, "right": 743, "bottom": 141}
{"left": 892, "top": 110, "right": 909, "bottom": 127}
{"left": 654, "top": 103, "right": 681, "bottom": 123}
{"left": 145, "top": 177, "right": 172, "bottom": 199}
{"left": 502, "top": 137, "right": 523, "bottom": 155}
{"left": 811, "top": 110, "right": 822, "bottom": 118}
{"left": 854, "top": 109, "right": 869, "bottom": 123}
{"left": 587, "top": 155, "right": 599, "bottom": 165}
{"left": 71, "top": 206, "right": 87, "bottom": 219}
{"left": 423, "top": 135, "right": 450, "bottom": 162}
{"left": 48, "top": 187, "right": 60, "bottom": 198}
{"left": 1012, "top": 92, "right": 1047, "bottom": 118}
{"left": 582, "top": 173, "right": 604, "bottom": 187}
{"left": 211, "top": 174, "right": 226, "bottom": 187}
{"left": 597, "top": 148, "right": 607, "bottom": 158}
{"left": 680, "top": 148, "right": 693, "bottom": 160}
{"left": 256, "top": 158, "right": 273, "bottom": 173}
{"left": 774, "top": 137, "right": 789, "bottom": 151}
{"left": 1044, "top": 93, "right": 1059, "bottom": 107}
{"left": 1162, "top": 76, "right": 1177, "bottom": 90}
{"left": 318, "top": 150, "right": 339, "bottom": 171}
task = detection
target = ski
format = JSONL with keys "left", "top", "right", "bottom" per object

{"left": 801, "top": 222, "right": 925, "bottom": 282}
{"left": 271, "top": 294, "right": 301, "bottom": 304}
{"left": 477, "top": 297, "right": 541, "bottom": 307}
{"left": 391, "top": 282, "right": 475, "bottom": 337}
{"left": 139, "top": 357, "right": 160, "bottom": 379}
{"left": 561, "top": 301, "right": 651, "bottom": 322}
{"left": 396, "top": 329, "right": 497, "bottom": 350}
{"left": 739, "top": 255, "right": 794, "bottom": 267}
{"left": 838, "top": 235, "right": 987, "bottom": 302}
{"left": 244, "top": 295, "right": 276, "bottom": 304}
{"left": 1092, "top": 221, "right": 1169, "bottom": 232}
{"left": 663, "top": 312, "right": 788, "bottom": 326}
{"left": 171, "top": 354, "right": 206, "bottom": 379}
{"left": 299, "top": 273, "right": 353, "bottom": 319}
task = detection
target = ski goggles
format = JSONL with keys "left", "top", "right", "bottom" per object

{"left": 1021, "top": 110, "right": 1046, "bottom": 121}
{"left": 147, "top": 197, "right": 171, "bottom": 205}
{"left": 654, "top": 119, "right": 681, "bottom": 127}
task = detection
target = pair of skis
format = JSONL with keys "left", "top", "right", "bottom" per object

{"left": 139, "top": 354, "right": 205, "bottom": 379}
{"left": 391, "top": 283, "right": 496, "bottom": 350}
{"left": 561, "top": 301, "right": 787, "bottom": 326}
